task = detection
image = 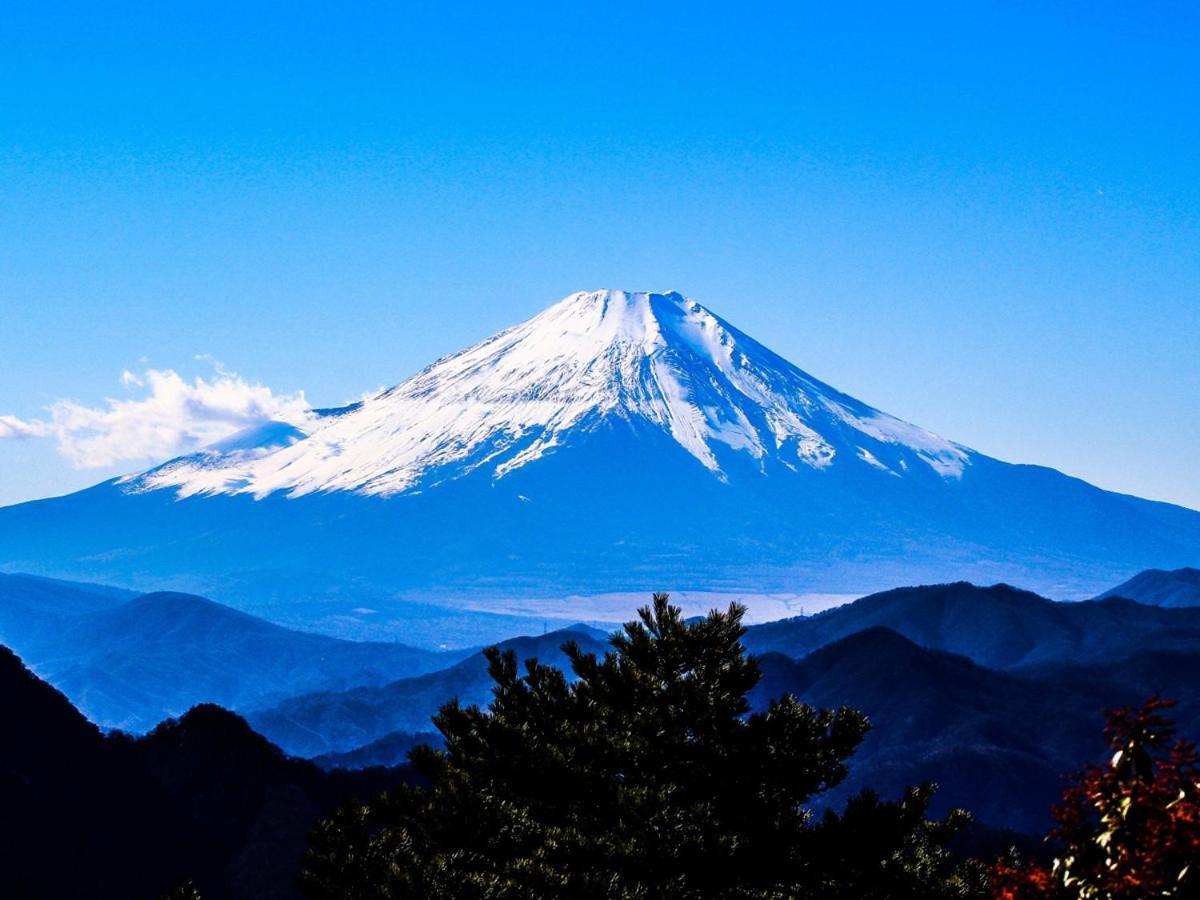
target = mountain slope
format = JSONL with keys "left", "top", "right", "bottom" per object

{"left": 742, "top": 582, "right": 1200, "bottom": 669}
{"left": 0, "top": 643, "right": 416, "bottom": 899}
{"left": 249, "top": 628, "right": 609, "bottom": 757}
{"left": 2, "top": 290, "right": 1199, "bottom": 632}
{"left": 1096, "top": 567, "right": 1200, "bottom": 607}
{"left": 750, "top": 629, "right": 1200, "bottom": 834}
{"left": 752, "top": 629, "right": 1101, "bottom": 834}
{"left": 312, "top": 729, "right": 442, "bottom": 770}
{"left": 133, "top": 290, "right": 972, "bottom": 498}
{"left": 4, "top": 584, "right": 469, "bottom": 732}
{"left": 0, "top": 571, "right": 133, "bottom": 649}
{"left": 255, "top": 619, "right": 1200, "bottom": 835}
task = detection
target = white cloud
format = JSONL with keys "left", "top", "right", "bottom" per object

{"left": 0, "top": 414, "right": 52, "bottom": 439}
{"left": 0, "top": 366, "right": 312, "bottom": 469}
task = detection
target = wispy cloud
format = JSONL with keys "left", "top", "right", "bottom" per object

{"left": 1, "top": 365, "right": 312, "bottom": 468}
{"left": 0, "top": 414, "right": 53, "bottom": 439}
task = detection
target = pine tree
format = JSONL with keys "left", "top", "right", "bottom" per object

{"left": 301, "top": 594, "right": 986, "bottom": 898}
{"left": 161, "top": 882, "right": 204, "bottom": 899}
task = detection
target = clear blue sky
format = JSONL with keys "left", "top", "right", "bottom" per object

{"left": 1, "top": 1, "right": 1197, "bottom": 509}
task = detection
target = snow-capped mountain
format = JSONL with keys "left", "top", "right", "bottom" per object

{"left": 2, "top": 289, "right": 1199, "bottom": 640}
{"left": 134, "top": 290, "right": 969, "bottom": 499}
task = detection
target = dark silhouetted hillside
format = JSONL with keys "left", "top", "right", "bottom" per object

{"left": 751, "top": 628, "right": 1097, "bottom": 833}
{"left": 0, "top": 644, "right": 417, "bottom": 899}
{"left": 743, "top": 582, "right": 1200, "bottom": 669}
{"left": 753, "top": 626, "right": 1200, "bottom": 834}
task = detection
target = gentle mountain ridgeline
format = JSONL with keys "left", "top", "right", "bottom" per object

{"left": 0, "top": 574, "right": 469, "bottom": 732}
{"left": 249, "top": 627, "right": 612, "bottom": 758}
{"left": 1, "top": 291, "right": 1198, "bottom": 644}
{"left": 751, "top": 632, "right": 1186, "bottom": 835}
{"left": 742, "top": 581, "right": 1200, "bottom": 668}
{"left": 0, "top": 572, "right": 136, "bottom": 648}
{"left": 1095, "top": 566, "right": 1200, "bottom": 608}
{"left": 8, "top": 571, "right": 1200, "bottom": 837}
{"left": 5, "top": 578, "right": 1200, "bottom": 894}
{"left": 311, "top": 729, "right": 443, "bottom": 771}
{"left": 0, "top": 644, "right": 418, "bottom": 900}
{"left": 244, "top": 585, "right": 1200, "bottom": 834}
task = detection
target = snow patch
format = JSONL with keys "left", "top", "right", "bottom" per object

{"left": 132, "top": 290, "right": 976, "bottom": 499}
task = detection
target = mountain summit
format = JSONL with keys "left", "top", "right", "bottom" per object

{"left": 135, "top": 290, "right": 967, "bottom": 499}
{"left": 2, "top": 289, "right": 1199, "bottom": 632}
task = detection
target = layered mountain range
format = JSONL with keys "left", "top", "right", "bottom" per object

{"left": 2, "top": 290, "right": 1198, "bottom": 637}
{"left": 8, "top": 572, "right": 1200, "bottom": 845}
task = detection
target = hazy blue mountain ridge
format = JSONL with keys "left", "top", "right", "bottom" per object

{"left": 742, "top": 581, "right": 1200, "bottom": 669}
{"left": 1096, "top": 566, "right": 1200, "bottom": 607}
{"left": 249, "top": 628, "right": 611, "bottom": 757}
{"left": 0, "top": 577, "right": 469, "bottom": 732}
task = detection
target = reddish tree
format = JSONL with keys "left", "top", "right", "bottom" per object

{"left": 992, "top": 697, "right": 1200, "bottom": 899}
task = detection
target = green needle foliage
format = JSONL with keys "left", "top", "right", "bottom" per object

{"left": 301, "top": 594, "right": 986, "bottom": 899}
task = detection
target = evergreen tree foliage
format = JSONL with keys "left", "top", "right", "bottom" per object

{"left": 161, "top": 883, "right": 204, "bottom": 899}
{"left": 301, "top": 594, "right": 986, "bottom": 898}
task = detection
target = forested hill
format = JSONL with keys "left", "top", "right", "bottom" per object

{"left": 0, "top": 644, "right": 417, "bottom": 899}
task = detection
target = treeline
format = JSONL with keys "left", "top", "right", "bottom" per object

{"left": 299, "top": 596, "right": 1200, "bottom": 900}
{"left": 3, "top": 595, "right": 1197, "bottom": 899}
